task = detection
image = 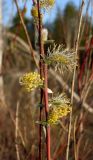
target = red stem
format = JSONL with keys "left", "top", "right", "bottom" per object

{"left": 78, "top": 37, "right": 93, "bottom": 95}
{"left": 44, "top": 64, "right": 51, "bottom": 160}
{"left": 39, "top": 90, "right": 43, "bottom": 160}
{"left": 53, "top": 143, "right": 67, "bottom": 160}
{"left": 36, "top": 1, "right": 44, "bottom": 160}
{"left": 37, "top": 0, "right": 51, "bottom": 159}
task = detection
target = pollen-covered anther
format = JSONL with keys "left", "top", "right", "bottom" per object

{"left": 19, "top": 72, "right": 44, "bottom": 92}
{"left": 47, "top": 93, "right": 72, "bottom": 125}
{"left": 48, "top": 105, "right": 71, "bottom": 125}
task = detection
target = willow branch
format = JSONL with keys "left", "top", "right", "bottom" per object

{"left": 37, "top": 0, "right": 50, "bottom": 159}
{"left": 14, "top": 0, "right": 39, "bottom": 68}
{"left": 66, "top": 1, "right": 85, "bottom": 160}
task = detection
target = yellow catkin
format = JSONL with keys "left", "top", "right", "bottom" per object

{"left": 19, "top": 72, "right": 44, "bottom": 92}
{"left": 40, "top": 0, "right": 55, "bottom": 8}
{"left": 48, "top": 0, "right": 55, "bottom": 6}
{"left": 48, "top": 105, "right": 71, "bottom": 125}
{"left": 31, "top": 6, "right": 38, "bottom": 18}
{"left": 31, "top": 6, "right": 43, "bottom": 23}
{"left": 23, "top": 7, "right": 27, "bottom": 14}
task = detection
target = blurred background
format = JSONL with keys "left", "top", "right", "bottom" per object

{"left": 0, "top": 0, "right": 93, "bottom": 159}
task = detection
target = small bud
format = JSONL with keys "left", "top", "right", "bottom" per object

{"left": 42, "top": 28, "right": 48, "bottom": 42}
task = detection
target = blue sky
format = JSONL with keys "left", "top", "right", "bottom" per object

{"left": 3, "top": 0, "right": 90, "bottom": 26}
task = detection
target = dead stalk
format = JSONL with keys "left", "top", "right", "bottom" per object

{"left": 66, "top": 1, "right": 85, "bottom": 160}
{"left": 74, "top": 116, "right": 78, "bottom": 160}
{"left": 15, "top": 101, "right": 20, "bottom": 160}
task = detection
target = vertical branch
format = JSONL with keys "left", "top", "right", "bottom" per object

{"left": 66, "top": 1, "right": 85, "bottom": 160}
{"left": 37, "top": 1, "right": 44, "bottom": 160}
{"left": 8, "top": 107, "right": 26, "bottom": 148}
{"left": 44, "top": 64, "right": 50, "bottom": 160}
{"left": 0, "top": 0, "right": 3, "bottom": 74}
{"left": 39, "top": 89, "right": 43, "bottom": 160}
{"left": 14, "top": 0, "right": 39, "bottom": 68}
{"left": 0, "top": 0, "right": 6, "bottom": 108}
{"left": 15, "top": 102, "right": 20, "bottom": 160}
{"left": 37, "top": 0, "right": 50, "bottom": 160}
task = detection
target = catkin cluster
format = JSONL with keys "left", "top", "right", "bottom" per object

{"left": 48, "top": 105, "right": 71, "bottom": 125}
{"left": 45, "top": 44, "right": 77, "bottom": 72}
{"left": 19, "top": 72, "right": 44, "bottom": 92}
{"left": 47, "top": 94, "right": 72, "bottom": 125}
{"left": 31, "top": 0, "right": 55, "bottom": 19}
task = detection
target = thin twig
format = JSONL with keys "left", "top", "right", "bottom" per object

{"left": 14, "top": 0, "right": 39, "bottom": 68}
{"left": 74, "top": 116, "right": 78, "bottom": 160}
{"left": 15, "top": 101, "right": 20, "bottom": 160}
{"left": 79, "top": 0, "right": 91, "bottom": 42}
{"left": 8, "top": 107, "right": 26, "bottom": 148}
{"left": 66, "top": 1, "right": 85, "bottom": 160}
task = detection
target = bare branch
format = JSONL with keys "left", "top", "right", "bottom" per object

{"left": 15, "top": 101, "right": 21, "bottom": 160}
{"left": 14, "top": 0, "right": 39, "bottom": 68}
